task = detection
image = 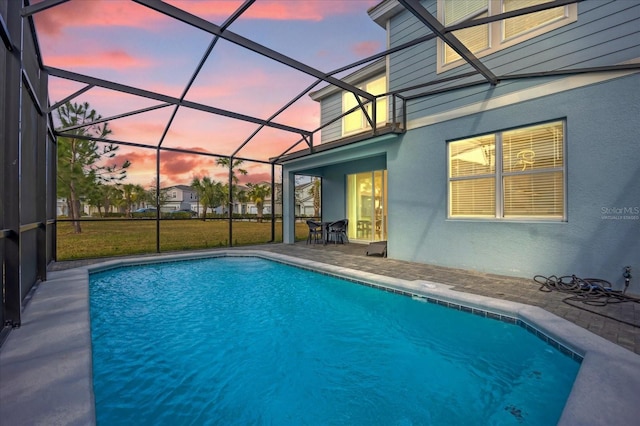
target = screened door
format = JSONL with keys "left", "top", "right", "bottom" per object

{"left": 346, "top": 170, "right": 387, "bottom": 242}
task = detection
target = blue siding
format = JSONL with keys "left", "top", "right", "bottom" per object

{"left": 317, "top": 0, "right": 640, "bottom": 138}
{"left": 485, "top": 1, "right": 640, "bottom": 73}
{"left": 388, "top": 0, "right": 640, "bottom": 123}
{"left": 319, "top": 92, "right": 342, "bottom": 142}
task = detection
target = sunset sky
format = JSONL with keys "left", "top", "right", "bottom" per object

{"left": 33, "top": 0, "right": 385, "bottom": 187}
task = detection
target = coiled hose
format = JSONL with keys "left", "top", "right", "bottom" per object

{"left": 533, "top": 274, "right": 640, "bottom": 328}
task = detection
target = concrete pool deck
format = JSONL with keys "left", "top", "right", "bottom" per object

{"left": 1, "top": 245, "right": 640, "bottom": 425}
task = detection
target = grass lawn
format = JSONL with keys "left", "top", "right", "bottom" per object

{"left": 56, "top": 219, "right": 310, "bottom": 261}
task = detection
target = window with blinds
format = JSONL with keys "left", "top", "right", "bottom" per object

{"left": 342, "top": 75, "right": 387, "bottom": 136}
{"left": 503, "top": 0, "right": 566, "bottom": 40}
{"left": 448, "top": 121, "right": 565, "bottom": 220}
{"left": 438, "top": 0, "right": 576, "bottom": 72}
{"left": 443, "top": 0, "right": 490, "bottom": 64}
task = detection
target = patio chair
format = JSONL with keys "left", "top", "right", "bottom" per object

{"left": 306, "top": 220, "right": 323, "bottom": 244}
{"left": 326, "top": 219, "right": 349, "bottom": 244}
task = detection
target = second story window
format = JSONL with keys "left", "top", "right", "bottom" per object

{"left": 342, "top": 75, "right": 387, "bottom": 136}
{"left": 438, "top": 0, "right": 577, "bottom": 72}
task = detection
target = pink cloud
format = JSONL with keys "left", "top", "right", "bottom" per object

{"left": 186, "top": 68, "right": 270, "bottom": 104}
{"left": 100, "top": 139, "right": 290, "bottom": 187}
{"left": 32, "top": 1, "right": 168, "bottom": 37}
{"left": 241, "top": 171, "right": 272, "bottom": 185}
{"left": 36, "top": 0, "right": 381, "bottom": 185}
{"left": 45, "top": 49, "right": 153, "bottom": 70}
{"left": 33, "top": 0, "right": 376, "bottom": 38}
{"left": 103, "top": 148, "right": 221, "bottom": 187}
{"left": 351, "top": 40, "right": 382, "bottom": 57}
{"left": 233, "top": 125, "right": 305, "bottom": 161}
{"left": 273, "top": 99, "right": 320, "bottom": 130}
{"left": 160, "top": 151, "right": 209, "bottom": 177}
{"left": 157, "top": 107, "right": 273, "bottom": 153}
{"left": 108, "top": 120, "right": 173, "bottom": 145}
{"left": 167, "top": 1, "right": 379, "bottom": 22}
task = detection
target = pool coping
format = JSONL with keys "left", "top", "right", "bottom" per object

{"left": 1, "top": 249, "right": 639, "bottom": 425}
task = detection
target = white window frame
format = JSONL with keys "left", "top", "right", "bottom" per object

{"left": 342, "top": 74, "right": 388, "bottom": 136}
{"left": 437, "top": 0, "right": 577, "bottom": 73}
{"left": 447, "top": 120, "right": 567, "bottom": 221}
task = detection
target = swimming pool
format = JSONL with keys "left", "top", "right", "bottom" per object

{"left": 90, "top": 256, "right": 580, "bottom": 425}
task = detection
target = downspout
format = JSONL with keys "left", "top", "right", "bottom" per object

{"left": 270, "top": 162, "right": 275, "bottom": 242}
{"left": 155, "top": 147, "right": 160, "bottom": 253}
{"left": 228, "top": 156, "right": 233, "bottom": 247}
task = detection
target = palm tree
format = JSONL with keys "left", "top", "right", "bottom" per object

{"left": 216, "top": 157, "right": 247, "bottom": 185}
{"left": 122, "top": 184, "right": 146, "bottom": 217}
{"left": 247, "top": 183, "right": 271, "bottom": 223}
{"left": 310, "top": 177, "right": 321, "bottom": 218}
{"left": 217, "top": 158, "right": 247, "bottom": 212}
{"left": 191, "top": 176, "right": 225, "bottom": 220}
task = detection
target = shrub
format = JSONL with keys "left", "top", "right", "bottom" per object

{"left": 104, "top": 212, "right": 126, "bottom": 218}
{"left": 163, "top": 211, "right": 192, "bottom": 219}
{"left": 132, "top": 211, "right": 158, "bottom": 219}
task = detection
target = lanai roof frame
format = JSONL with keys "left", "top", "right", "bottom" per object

{"left": 19, "top": 0, "right": 639, "bottom": 166}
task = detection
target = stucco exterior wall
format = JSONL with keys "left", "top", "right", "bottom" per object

{"left": 322, "top": 155, "right": 387, "bottom": 222}
{"left": 387, "top": 73, "right": 639, "bottom": 292}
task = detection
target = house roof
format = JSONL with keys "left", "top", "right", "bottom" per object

{"left": 368, "top": 0, "right": 405, "bottom": 28}
{"left": 308, "top": 58, "right": 387, "bottom": 101}
{"left": 163, "top": 185, "right": 195, "bottom": 192}
{"left": 275, "top": 123, "right": 403, "bottom": 164}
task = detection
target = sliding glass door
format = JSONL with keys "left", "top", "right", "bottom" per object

{"left": 346, "top": 170, "right": 387, "bottom": 242}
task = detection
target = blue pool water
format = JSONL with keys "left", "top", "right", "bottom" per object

{"left": 90, "top": 257, "right": 580, "bottom": 425}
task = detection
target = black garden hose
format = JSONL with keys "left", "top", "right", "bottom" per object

{"left": 533, "top": 274, "right": 640, "bottom": 328}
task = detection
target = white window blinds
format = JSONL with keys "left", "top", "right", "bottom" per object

{"left": 342, "top": 75, "right": 387, "bottom": 135}
{"left": 443, "top": 0, "right": 489, "bottom": 64}
{"left": 449, "top": 135, "right": 496, "bottom": 217}
{"left": 503, "top": 0, "right": 566, "bottom": 40}
{"left": 448, "top": 121, "right": 565, "bottom": 220}
{"left": 444, "top": 0, "right": 488, "bottom": 25}
{"left": 438, "top": 0, "right": 576, "bottom": 70}
{"left": 502, "top": 121, "right": 564, "bottom": 218}
{"left": 343, "top": 93, "right": 362, "bottom": 134}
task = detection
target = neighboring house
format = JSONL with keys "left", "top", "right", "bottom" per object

{"left": 207, "top": 184, "right": 257, "bottom": 215}
{"left": 190, "top": 183, "right": 284, "bottom": 216}
{"left": 163, "top": 185, "right": 199, "bottom": 212}
{"left": 295, "top": 180, "right": 321, "bottom": 218}
{"left": 244, "top": 182, "right": 284, "bottom": 216}
{"left": 57, "top": 198, "right": 117, "bottom": 217}
{"left": 56, "top": 198, "right": 69, "bottom": 217}
{"left": 279, "top": 0, "right": 640, "bottom": 292}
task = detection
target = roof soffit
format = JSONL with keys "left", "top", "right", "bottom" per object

{"left": 368, "top": 0, "right": 403, "bottom": 28}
